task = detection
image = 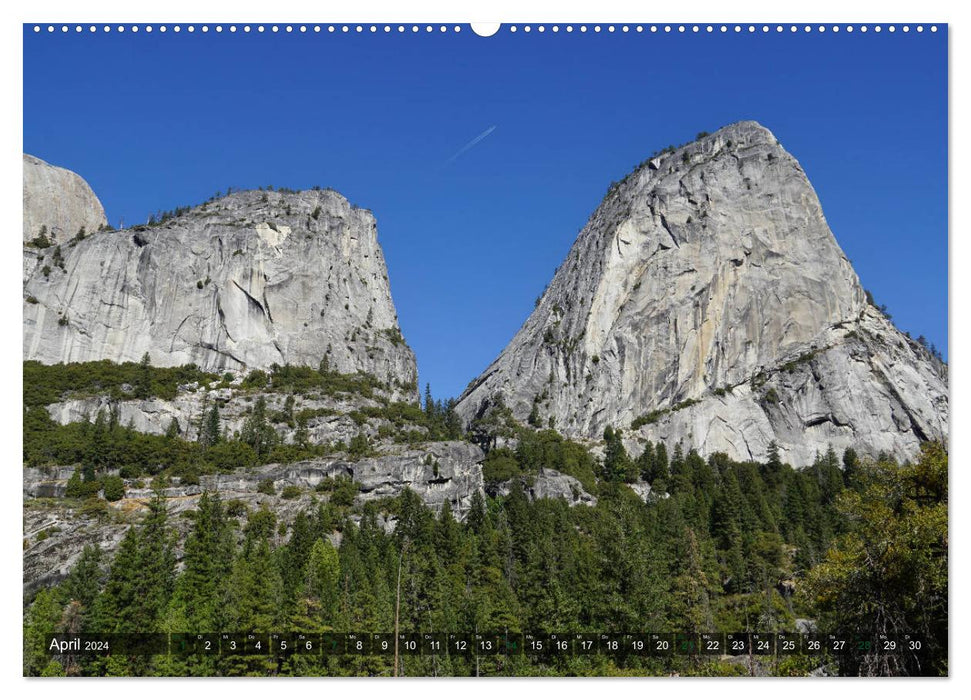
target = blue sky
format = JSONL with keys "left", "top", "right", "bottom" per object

{"left": 23, "top": 25, "right": 948, "bottom": 399}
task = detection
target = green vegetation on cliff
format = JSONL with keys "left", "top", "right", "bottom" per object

{"left": 24, "top": 434, "right": 947, "bottom": 677}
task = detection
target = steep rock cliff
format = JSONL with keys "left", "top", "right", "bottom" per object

{"left": 456, "top": 121, "right": 947, "bottom": 464}
{"left": 23, "top": 182, "right": 418, "bottom": 401}
{"left": 23, "top": 154, "right": 107, "bottom": 245}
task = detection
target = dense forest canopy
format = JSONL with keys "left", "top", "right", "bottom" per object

{"left": 22, "top": 361, "right": 947, "bottom": 677}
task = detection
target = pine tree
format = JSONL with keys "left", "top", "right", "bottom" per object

{"left": 65, "top": 467, "right": 86, "bottom": 498}
{"left": 282, "top": 511, "right": 315, "bottom": 610}
{"left": 527, "top": 401, "right": 541, "bottom": 427}
{"left": 168, "top": 492, "right": 233, "bottom": 632}
{"left": 133, "top": 494, "right": 176, "bottom": 631}
{"left": 243, "top": 506, "right": 278, "bottom": 550}
{"left": 437, "top": 500, "right": 462, "bottom": 561}
{"left": 603, "top": 426, "right": 635, "bottom": 482}
{"left": 283, "top": 394, "right": 296, "bottom": 428}
{"left": 670, "top": 527, "right": 715, "bottom": 633}
{"left": 24, "top": 588, "right": 65, "bottom": 676}
{"left": 444, "top": 398, "right": 464, "bottom": 439}
{"left": 89, "top": 494, "right": 175, "bottom": 644}
{"left": 91, "top": 527, "right": 141, "bottom": 633}
{"left": 134, "top": 352, "right": 152, "bottom": 399}
{"left": 763, "top": 440, "right": 784, "bottom": 493}
{"left": 466, "top": 511, "right": 521, "bottom": 635}
{"left": 842, "top": 446, "right": 860, "bottom": 484}
{"left": 59, "top": 544, "right": 103, "bottom": 627}
{"left": 84, "top": 409, "right": 107, "bottom": 479}
{"left": 226, "top": 538, "right": 284, "bottom": 632}
{"left": 200, "top": 404, "right": 221, "bottom": 448}
{"left": 240, "top": 396, "right": 277, "bottom": 459}
{"left": 636, "top": 441, "right": 655, "bottom": 481}
{"left": 222, "top": 534, "right": 285, "bottom": 676}
{"left": 711, "top": 466, "right": 747, "bottom": 591}
{"left": 467, "top": 490, "right": 486, "bottom": 535}
{"left": 669, "top": 443, "right": 690, "bottom": 494}
{"left": 655, "top": 442, "right": 669, "bottom": 482}
{"left": 295, "top": 414, "right": 310, "bottom": 447}
{"left": 305, "top": 538, "right": 341, "bottom": 627}
{"left": 814, "top": 445, "right": 844, "bottom": 505}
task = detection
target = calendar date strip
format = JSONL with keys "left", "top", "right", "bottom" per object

{"left": 45, "top": 632, "right": 929, "bottom": 657}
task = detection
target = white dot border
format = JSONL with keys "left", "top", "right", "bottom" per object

{"left": 29, "top": 23, "right": 942, "bottom": 35}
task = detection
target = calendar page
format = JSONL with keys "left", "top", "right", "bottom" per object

{"left": 20, "top": 4, "right": 949, "bottom": 682}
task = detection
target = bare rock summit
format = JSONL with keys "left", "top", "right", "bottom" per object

{"left": 23, "top": 167, "right": 418, "bottom": 401}
{"left": 23, "top": 154, "right": 107, "bottom": 245}
{"left": 456, "top": 121, "right": 947, "bottom": 465}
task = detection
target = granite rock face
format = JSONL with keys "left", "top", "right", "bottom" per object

{"left": 23, "top": 154, "right": 108, "bottom": 245}
{"left": 456, "top": 121, "right": 948, "bottom": 464}
{"left": 22, "top": 443, "right": 610, "bottom": 591}
{"left": 487, "top": 468, "right": 598, "bottom": 506}
{"left": 23, "top": 443, "right": 485, "bottom": 592}
{"left": 23, "top": 181, "right": 418, "bottom": 401}
{"left": 528, "top": 468, "right": 598, "bottom": 506}
{"left": 23, "top": 502, "right": 129, "bottom": 599}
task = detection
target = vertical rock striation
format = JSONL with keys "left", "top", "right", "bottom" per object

{"left": 455, "top": 121, "right": 947, "bottom": 464}
{"left": 23, "top": 168, "right": 418, "bottom": 401}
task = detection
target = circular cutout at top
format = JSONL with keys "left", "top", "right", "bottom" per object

{"left": 471, "top": 23, "right": 501, "bottom": 37}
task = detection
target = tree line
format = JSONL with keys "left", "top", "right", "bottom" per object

{"left": 24, "top": 436, "right": 947, "bottom": 677}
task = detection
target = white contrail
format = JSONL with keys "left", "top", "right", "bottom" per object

{"left": 447, "top": 125, "right": 497, "bottom": 164}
